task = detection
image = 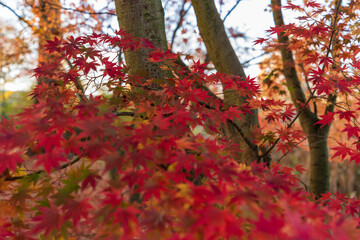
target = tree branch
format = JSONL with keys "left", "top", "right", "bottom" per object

{"left": 222, "top": 0, "right": 242, "bottom": 23}
{"left": 41, "top": 0, "right": 116, "bottom": 16}
{"left": 0, "top": 1, "right": 33, "bottom": 28}
{"left": 5, "top": 156, "right": 81, "bottom": 181}
{"left": 170, "top": 1, "right": 192, "bottom": 50}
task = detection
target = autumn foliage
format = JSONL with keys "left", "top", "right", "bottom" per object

{"left": 1, "top": 2, "right": 360, "bottom": 239}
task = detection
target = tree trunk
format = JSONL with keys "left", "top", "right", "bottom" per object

{"left": 308, "top": 126, "right": 330, "bottom": 195}
{"left": 114, "top": 0, "right": 168, "bottom": 80}
{"left": 38, "top": 0, "right": 61, "bottom": 65}
{"left": 192, "top": 0, "right": 259, "bottom": 164}
{"left": 38, "top": 0, "right": 62, "bottom": 85}
{"left": 272, "top": 0, "right": 332, "bottom": 196}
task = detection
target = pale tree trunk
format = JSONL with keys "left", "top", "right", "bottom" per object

{"left": 271, "top": 0, "right": 337, "bottom": 196}
{"left": 191, "top": 0, "right": 260, "bottom": 164}
{"left": 114, "top": 0, "right": 168, "bottom": 80}
{"left": 38, "top": 0, "right": 62, "bottom": 85}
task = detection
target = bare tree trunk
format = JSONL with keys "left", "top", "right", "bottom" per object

{"left": 192, "top": 0, "right": 260, "bottom": 164}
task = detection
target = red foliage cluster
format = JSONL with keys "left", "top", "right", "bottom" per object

{"left": 0, "top": 17, "right": 359, "bottom": 239}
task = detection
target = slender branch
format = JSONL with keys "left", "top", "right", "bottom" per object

{"left": 226, "top": 119, "right": 258, "bottom": 153}
{"left": 298, "top": 178, "right": 310, "bottom": 192}
{"left": 260, "top": 93, "right": 316, "bottom": 159}
{"left": 242, "top": 52, "right": 269, "bottom": 67}
{"left": 222, "top": 0, "right": 242, "bottom": 23}
{"left": 0, "top": 1, "right": 33, "bottom": 28}
{"left": 298, "top": 62, "right": 318, "bottom": 117}
{"left": 276, "top": 137, "right": 307, "bottom": 163}
{"left": 298, "top": 63, "right": 311, "bottom": 94}
{"left": 65, "top": 58, "right": 88, "bottom": 101}
{"left": 170, "top": 1, "right": 192, "bottom": 50}
{"left": 323, "top": 0, "right": 342, "bottom": 116}
{"left": 5, "top": 156, "right": 81, "bottom": 181}
{"left": 41, "top": 0, "right": 116, "bottom": 16}
{"left": 164, "top": 0, "right": 171, "bottom": 11}
{"left": 114, "top": 111, "right": 135, "bottom": 117}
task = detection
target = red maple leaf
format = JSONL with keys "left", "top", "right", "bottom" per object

{"left": 332, "top": 142, "right": 352, "bottom": 160}
{"left": 63, "top": 198, "right": 92, "bottom": 226}
{"left": 32, "top": 203, "right": 62, "bottom": 235}
{"left": 295, "top": 164, "right": 306, "bottom": 174}
{"left": 338, "top": 110, "right": 356, "bottom": 122}
{"left": 315, "top": 112, "right": 336, "bottom": 128}
{"left": 342, "top": 124, "right": 360, "bottom": 139}
{"left": 350, "top": 152, "right": 360, "bottom": 164}
{"left": 253, "top": 37, "right": 268, "bottom": 45}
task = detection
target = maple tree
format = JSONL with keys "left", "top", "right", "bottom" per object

{"left": 255, "top": 0, "right": 360, "bottom": 196}
{"left": 1, "top": 0, "right": 360, "bottom": 238}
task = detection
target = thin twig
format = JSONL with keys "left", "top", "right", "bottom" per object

{"left": 65, "top": 58, "right": 88, "bottom": 101}
{"left": 276, "top": 137, "right": 307, "bottom": 163}
{"left": 170, "top": 1, "right": 192, "bottom": 50}
{"left": 5, "top": 156, "right": 81, "bottom": 181}
{"left": 242, "top": 52, "right": 269, "bottom": 67}
{"left": 298, "top": 178, "right": 310, "bottom": 192}
{"left": 0, "top": 1, "right": 33, "bottom": 28}
{"left": 222, "top": 0, "right": 242, "bottom": 23}
{"left": 114, "top": 111, "right": 135, "bottom": 117}
{"left": 41, "top": 0, "right": 116, "bottom": 16}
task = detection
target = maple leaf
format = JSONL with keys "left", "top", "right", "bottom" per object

{"left": 35, "top": 148, "right": 68, "bottom": 173}
{"left": 253, "top": 214, "right": 285, "bottom": 238}
{"left": 112, "top": 206, "right": 140, "bottom": 238}
{"left": 315, "top": 112, "right": 336, "bottom": 128}
{"left": 32, "top": 203, "right": 62, "bottom": 235}
{"left": 344, "top": 198, "right": 360, "bottom": 217}
{"left": 320, "top": 192, "right": 332, "bottom": 202}
{"left": 276, "top": 142, "right": 293, "bottom": 155}
{"left": 276, "top": 127, "right": 292, "bottom": 142}
{"left": 305, "top": 1, "right": 321, "bottom": 8}
{"left": 63, "top": 198, "right": 92, "bottom": 226}
{"left": 281, "top": 105, "right": 296, "bottom": 122}
{"left": 332, "top": 142, "right": 352, "bottom": 160}
{"left": 44, "top": 37, "right": 62, "bottom": 53}
{"left": 337, "top": 110, "right": 356, "bottom": 122}
{"left": 295, "top": 164, "right": 306, "bottom": 174}
{"left": 283, "top": 3, "right": 302, "bottom": 11}
{"left": 266, "top": 26, "right": 284, "bottom": 35}
{"left": 81, "top": 173, "right": 101, "bottom": 190}
{"left": 226, "top": 106, "right": 243, "bottom": 121}
{"left": 253, "top": 37, "right": 268, "bottom": 45}
{"left": 350, "top": 152, "right": 360, "bottom": 165}
{"left": 175, "top": 137, "right": 197, "bottom": 153}
{"left": 0, "top": 152, "right": 24, "bottom": 173}
{"left": 342, "top": 124, "right": 360, "bottom": 139}
{"left": 335, "top": 79, "right": 352, "bottom": 94}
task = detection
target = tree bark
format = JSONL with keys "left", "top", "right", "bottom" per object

{"left": 272, "top": 0, "right": 331, "bottom": 196}
{"left": 192, "top": 0, "right": 260, "bottom": 164}
{"left": 114, "top": 0, "right": 168, "bottom": 80}
{"left": 37, "top": 0, "right": 62, "bottom": 85}
{"left": 38, "top": 0, "right": 61, "bottom": 65}
{"left": 308, "top": 126, "right": 330, "bottom": 195}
